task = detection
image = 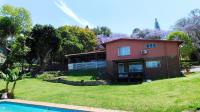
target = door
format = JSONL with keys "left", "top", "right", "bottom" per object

{"left": 118, "top": 63, "right": 128, "bottom": 78}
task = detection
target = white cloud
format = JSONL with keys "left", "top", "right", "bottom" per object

{"left": 54, "top": 0, "right": 94, "bottom": 28}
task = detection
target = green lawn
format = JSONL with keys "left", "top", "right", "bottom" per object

{"left": 1, "top": 72, "right": 200, "bottom": 112}
{"left": 63, "top": 70, "right": 96, "bottom": 81}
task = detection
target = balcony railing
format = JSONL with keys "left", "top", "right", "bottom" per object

{"left": 68, "top": 61, "right": 107, "bottom": 70}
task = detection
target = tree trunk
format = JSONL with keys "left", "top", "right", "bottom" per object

{"left": 40, "top": 49, "right": 52, "bottom": 71}
{"left": 11, "top": 81, "right": 17, "bottom": 97}
{"left": 21, "top": 60, "right": 24, "bottom": 73}
{"left": 28, "top": 62, "right": 33, "bottom": 72}
{"left": 5, "top": 81, "right": 9, "bottom": 92}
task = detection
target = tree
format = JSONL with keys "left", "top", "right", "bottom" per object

{"left": 25, "top": 37, "right": 37, "bottom": 72}
{"left": 154, "top": 18, "right": 161, "bottom": 30}
{"left": 58, "top": 25, "right": 97, "bottom": 54}
{"left": 31, "top": 24, "right": 61, "bottom": 71}
{"left": 166, "top": 31, "right": 196, "bottom": 60}
{"left": 54, "top": 25, "right": 97, "bottom": 66}
{"left": 0, "top": 67, "right": 22, "bottom": 98}
{"left": 92, "top": 26, "right": 112, "bottom": 36}
{"left": 8, "top": 35, "right": 31, "bottom": 71}
{"left": 131, "top": 28, "right": 142, "bottom": 38}
{"left": 131, "top": 28, "right": 167, "bottom": 39}
{"left": 0, "top": 5, "right": 32, "bottom": 71}
{"left": 0, "top": 4, "right": 32, "bottom": 36}
{"left": 174, "top": 9, "right": 200, "bottom": 61}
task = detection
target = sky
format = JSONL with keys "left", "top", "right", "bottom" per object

{"left": 0, "top": 0, "right": 199, "bottom": 35}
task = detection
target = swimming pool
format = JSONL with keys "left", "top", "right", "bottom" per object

{"left": 0, "top": 101, "right": 84, "bottom": 112}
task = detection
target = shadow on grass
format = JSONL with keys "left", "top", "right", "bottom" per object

{"left": 110, "top": 79, "right": 143, "bottom": 86}
{"left": 45, "top": 78, "right": 109, "bottom": 86}
{"left": 45, "top": 78, "right": 144, "bottom": 86}
{"left": 64, "top": 70, "right": 98, "bottom": 77}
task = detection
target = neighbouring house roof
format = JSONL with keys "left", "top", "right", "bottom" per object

{"left": 65, "top": 49, "right": 106, "bottom": 58}
{"left": 102, "top": 38, "right": 183, "bottom": 46}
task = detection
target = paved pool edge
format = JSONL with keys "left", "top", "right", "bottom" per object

{"left": 0, "top": 99, "right": 126, "bottom": 112}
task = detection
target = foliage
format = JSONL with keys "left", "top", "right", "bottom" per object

{"left": 37, "top": 73, "right": 58, "bottom": 81}
{"left": 0, "top": 67, "right": 22, "bottom": 96}
{"left": 0, "top": 5, "right": 32, "bottom": 72}
{"left": 181, "top": 61, "right": 192, "bottom": 70}
{"left": 0, "top": 17, "right": 16, "bottom": 45}
{"left": 8, "top": 35, "right": 31, "bottom": 63}
{"left": 30, "top": 24, "right": 61, "bottom": 70}
{"left": 131, "top": 28, "right": 168, "bottom": 39}
{"left": 58, "top": 25, "right": 97, "bottom": 55}
{"left": 174, "top": 9, "right": 200, "bottom": 60}
{"left": 37, "top": 71, "right": 63, "bottom": 80}
{"left": 0, "top": 4, "right": 32, "bottom": 35}
{"left": 92, "top": 26, "right": 112, "bottom": 37}
{"left": 1, "top": 67, "right": 21, "bottom": 82}
{"left": 167, "top": 31, "right": 196, "bottom": 59}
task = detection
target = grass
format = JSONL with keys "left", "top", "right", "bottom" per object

{"left": 63, "top": 70, "right": 96, "bottom": 81}
{"left": 1, "top": 72, "right": 200, "bottom": 111}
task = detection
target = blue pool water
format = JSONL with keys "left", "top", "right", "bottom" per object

{"left": 0, "top": 101, "right": 84, "bottom": 112}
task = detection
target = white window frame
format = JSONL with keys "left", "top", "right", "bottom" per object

{"left": 146, "top": 61, "right": 161, "bottom": 68}
{"left": 118, "top": 46, "right": 131, "bottom": 56}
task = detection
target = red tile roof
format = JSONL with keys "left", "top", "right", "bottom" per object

{"left": 65, "top": 49, "right": 106, "bottom": 57}
{"left": 102, "top": 38, "right": 183, "bottom": 45}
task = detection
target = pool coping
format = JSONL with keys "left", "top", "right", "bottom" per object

{"left": 0, "top": 99, "right": 126, "bottom": 112}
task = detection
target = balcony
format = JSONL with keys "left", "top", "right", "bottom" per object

{"left": 68, "top": 61, "right": 107, "bottom": 70}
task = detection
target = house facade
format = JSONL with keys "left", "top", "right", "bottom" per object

{"left": 66, "top": 38, "right": 182, "bottom": 80}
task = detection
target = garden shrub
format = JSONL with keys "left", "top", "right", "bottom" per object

{"left": 37, "top": 71, "right": 64, "bottom": 80}
{"left": 37, "top": 73, "right": 57, "bottom": 80}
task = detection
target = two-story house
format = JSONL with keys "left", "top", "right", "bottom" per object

{"left": 66, "top": 38, "right": 182, "bottom": 80}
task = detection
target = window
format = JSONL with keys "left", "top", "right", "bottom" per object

{"left": 146, "top": 61, "right": 161, "bottom": 68}
{"left": 129, "top": 63, "right": 143, "bottom": 72}
{"left": 146, "top": 43, "right": 156, "bottom": 48}
{"left": 118, "top": 46, "right": 130, "bottom": 56}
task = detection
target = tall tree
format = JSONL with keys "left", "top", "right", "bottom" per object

{"left": 31, "top": 24, "right": 61, "bottom": 71}
{"left": 0, "top": 5, "right": 32, "bottom": 71}
{"left": 154, "top": 18, "right": 161, "bottom": 30}
{"left": 92, "top": 26, "right": 112, "bottom": 36}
